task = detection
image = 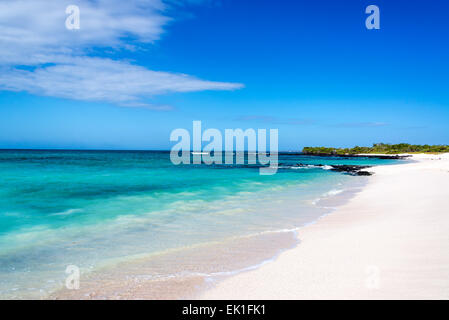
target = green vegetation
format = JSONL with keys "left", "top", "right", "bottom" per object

{"left": 302, "top": 143, "right": 449, "bottom": 155}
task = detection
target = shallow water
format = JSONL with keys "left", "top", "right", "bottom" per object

{"left": 0, "top": 150, "right": 398, "bottom": 299}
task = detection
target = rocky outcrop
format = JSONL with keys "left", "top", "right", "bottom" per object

{"left": 294, "top": 163, "right": 374, "bottom": 176}
{"left": 328, "top": 165, "right": 373, "bottom": 176}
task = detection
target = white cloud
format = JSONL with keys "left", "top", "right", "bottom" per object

{"left": 0, "top": 0, "right": 169, "bottom": 65}
{"left": 0, "top": 0, "right": 243, "bottom": 107}
{"left": 0, "top": 57, "right": 243, "bottom": 109}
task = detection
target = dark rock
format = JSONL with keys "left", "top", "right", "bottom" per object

{"left": 294, "top": 163, "right": 374, "bottom": 176}
{"left": 354, "top": 170, "right": 373, "bottom": 176}
{"left": 329, "top": 165, "right": 373, "bottom": 176}
{"left": 329, "top": 164, "right": 370, "bottom": 171}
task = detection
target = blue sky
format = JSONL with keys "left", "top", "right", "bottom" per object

{"left": 0, "top": 0, "right": 448, "bottom": 150}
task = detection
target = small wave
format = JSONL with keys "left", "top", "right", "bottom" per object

{"left": 325, "top": 189, "right": 344, "bottom": 196}
{"left": 311, "top": 189, "right": 345, "bottom": 206}
{"left": 290, "top": 164, "right": 336, "bottom": 171}
{"left": 291, "top": 165, "right": 314, "bottom": 170}
{"left": 291, "top": 164, "right": 333, "bottom": 170}
{"left": 50, "top": 209, "right": 83, "bottom": 216}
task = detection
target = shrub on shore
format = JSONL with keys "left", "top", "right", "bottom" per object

{"left": 302, "top": 143, "right": 449, "bottom": 155}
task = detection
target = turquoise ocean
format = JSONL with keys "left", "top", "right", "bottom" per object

{"left": 0, "top": 150, "right": 398, "bottom": 299}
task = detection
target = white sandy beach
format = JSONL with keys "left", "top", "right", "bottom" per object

{"left": 199, "top": 154, "right": 449, "bottom": 299}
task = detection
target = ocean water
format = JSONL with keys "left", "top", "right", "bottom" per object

{"left": 0, "top": 150, "right": 398, "bottom": 299}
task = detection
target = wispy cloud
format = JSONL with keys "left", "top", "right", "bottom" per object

{"left": 0, "top": 0, "right": 243, "bottom": 107}
{"left": 0, "top": 57, "right": 242, "bottom": 109}
{"left": 235, "top": 115, "right": 314, "bottom": 126}
{"left": 234, "top": 116, "right": 388, "bottom": 129}
{"left": 332, "top": 122, "right": 389, "bottom": 128}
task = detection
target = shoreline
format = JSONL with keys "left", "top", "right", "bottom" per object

{"left": 48, "top": 168, "right": 367, "bottom": 300}
{"left": 197, "top": 154, "right": 449, "bottom": 299}
{"left": 49, "top": 179, "right": 365, "bottom": 300}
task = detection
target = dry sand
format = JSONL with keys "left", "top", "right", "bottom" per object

{"left": 198, "top": 154, "right": 449, "bottom": 299}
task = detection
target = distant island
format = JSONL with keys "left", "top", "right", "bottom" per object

{"left": 302, "top": 143, "right": 449, "bottom": 155}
